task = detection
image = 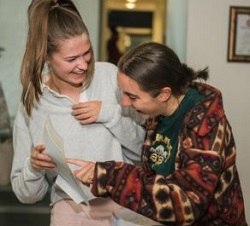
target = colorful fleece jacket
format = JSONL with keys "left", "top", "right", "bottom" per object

{"left": 91, "top": 82, "right": 248, "bottom": 226}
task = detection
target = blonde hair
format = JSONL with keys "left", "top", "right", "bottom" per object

{"left": 21, "top": 0, "right": 95, "bottom": 116}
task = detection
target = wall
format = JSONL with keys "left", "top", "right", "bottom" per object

{"left": 186, "top": 0, "right": 250, "bottom": 221}
{"left": 166, "top": 0, "right": 188, "bottom": 62}
{"left": 74, "top": 0, "right": 100, "bottom": 60}
{"left": 0, "top": 0, "right": 30, "bottom": 121}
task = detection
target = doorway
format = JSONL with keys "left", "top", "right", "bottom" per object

{"left": 99, "top": 0, "right": 167, "bottom": 64}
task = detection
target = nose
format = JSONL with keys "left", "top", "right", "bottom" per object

{"left": 121, "top": 95, "right": 132, "bottom": 107}
{"left": 77, "top": 56, "right": 89, "bottom": 71}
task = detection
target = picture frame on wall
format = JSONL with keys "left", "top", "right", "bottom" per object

{"left": 227, "top": 6, "right": 250, "bottom": 63}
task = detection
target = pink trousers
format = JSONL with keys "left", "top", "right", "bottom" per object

{"left": 50, "top": 198, "right": 162, "bottom": 226}
{"left": 51, "top": 198, "right": 117, "bottom": 226}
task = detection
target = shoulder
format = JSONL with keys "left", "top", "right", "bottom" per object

{"left": 94, "top": 62, "right": 118, "bottom": 75}
{"left": 13, "top": 103, "right": 30, "bottom": 127}
{"left": 87, "top": 62, "right": 119, "bottom": 96}
{"left": 93, "top": 62, "right": 118, "bottom": 85}
{"left": 185, "top": 82, "right": 225, "bottom": 136}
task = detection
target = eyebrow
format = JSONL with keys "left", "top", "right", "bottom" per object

{"left": 124, "top": 91, "right": 139, "bottom": 98}
{"left": 65, "top": 46, "right": 91, "bottom": 59}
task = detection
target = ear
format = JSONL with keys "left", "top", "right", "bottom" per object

{"left": 157, "top": 87, "right": 171, "bottom": 102}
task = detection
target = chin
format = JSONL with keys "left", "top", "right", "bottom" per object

{"left": 135, "top": 110, "right": 152, "bottom": 119}
{"left": 73, "top": 78, "right": 84, "bottom": 85}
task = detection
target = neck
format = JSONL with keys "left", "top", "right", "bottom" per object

{"left": 164, "top": 94, "right": 185, "bottom": 116}
{"left": 47, "top": 76, "right": 82, "bottom": 102}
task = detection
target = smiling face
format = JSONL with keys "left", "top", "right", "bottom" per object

{"left": 118, "top": 72, "right": 170, "bottom": 119}
{"left": 47, "top": 33, "right": 92, "bottom": 89}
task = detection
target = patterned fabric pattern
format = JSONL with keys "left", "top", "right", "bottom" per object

{"left": 92, "top": 82, "right": 248, "bottom": 226}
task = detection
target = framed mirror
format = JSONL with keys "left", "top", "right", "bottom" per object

{"left": 99, "top": 0, "right": 167, "bottom": 64}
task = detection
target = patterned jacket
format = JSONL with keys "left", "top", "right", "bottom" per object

{"left": 91, "top": 82, "right": 248, "bottom": 226}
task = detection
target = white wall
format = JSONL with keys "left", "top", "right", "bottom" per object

{"left": 186, "top": 0, "right": 250, "bottom": 221}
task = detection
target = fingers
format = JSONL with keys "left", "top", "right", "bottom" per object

{"left": 72, "top": 103, "right": 89, "bottom": 116}
{"left": 66, "top": 158, "right": 88, "bottom": 167}
{"left": 66, "top": 159, "right": 95, "bottom": 185}
{"left": 30, "top": 145, "right": 56, "bottom": 170}
{"left": 66, "top": 159, "right": 94, "bottom": 170}
{"left": 75, "top": 164, "right": 95, "bottom": 185}
{"left": 72, "top": 101, "right": 101, "bottom": 124}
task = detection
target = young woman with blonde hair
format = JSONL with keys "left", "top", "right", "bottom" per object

{"left": 11, "top": 0, "right": 150, "bottom": 225}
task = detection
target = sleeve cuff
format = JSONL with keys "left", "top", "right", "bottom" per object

{"left": 91, "top": 161, "right": 116, "bottom": 197}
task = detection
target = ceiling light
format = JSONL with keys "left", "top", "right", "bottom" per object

{"left": 125, "top": 2, "right": 135, "bottom": 9}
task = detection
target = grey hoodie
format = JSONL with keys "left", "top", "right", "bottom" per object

{"left": 11, "top": 62, "right": 145, "bottom": 205}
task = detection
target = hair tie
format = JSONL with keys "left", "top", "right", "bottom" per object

{"left": 50, "top": 1, "right": 59, "bottom": 10}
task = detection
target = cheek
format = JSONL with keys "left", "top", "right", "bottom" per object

{"left": 56, "top": 62, "right": 73, "bottom": 73}
{"left": 143, "top": 101, "right": 159, "bottom": 113}
{"left": 85, "top": 53, "right": 92, "bottom": 62}
{"left": 52, "top": 64, "right": 63, "bottom": 75}
{"left": 132, "top": 100, "right": 148, "bottom": 110}
{"left": 51, "top": 63, "right": 72, "bottom": 78}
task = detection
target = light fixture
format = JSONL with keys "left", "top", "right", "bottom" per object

{"left": 126, "top": 0, "right": 137, "bottom": 3}
{"left": 125, "top": 2, "right": 136, "bottom": 9}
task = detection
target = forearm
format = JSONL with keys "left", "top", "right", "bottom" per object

{"left": 108, "top": 117, "right": 145, "bottom": 161}
{"left": 11, "top": 158, "right": 49, "bottom": 203}
{"left": 91, "top": 161, "right": 157, "bottom": 217}
{"left": 11, "top": 112, "right": 49, "bottom": 204}
{"left": 91, "top": 153, "right": 221, "bottom": 225}
{"left": 98, "top": 103, "right": 145, "bottom": 161}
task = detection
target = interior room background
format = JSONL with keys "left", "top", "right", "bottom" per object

{"left": 0, "top": 0, "right": 249, "bottom": 221}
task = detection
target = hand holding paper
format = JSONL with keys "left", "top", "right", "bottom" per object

{"left": 30, "top": 144, "right": 56, "bottom": 170}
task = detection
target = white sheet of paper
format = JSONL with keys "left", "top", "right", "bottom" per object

{"left": 56, "top": 175, "right": 88, "bottom": 204}
{"left": 43, "top": 117, "right": 89, "bottom": 204}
